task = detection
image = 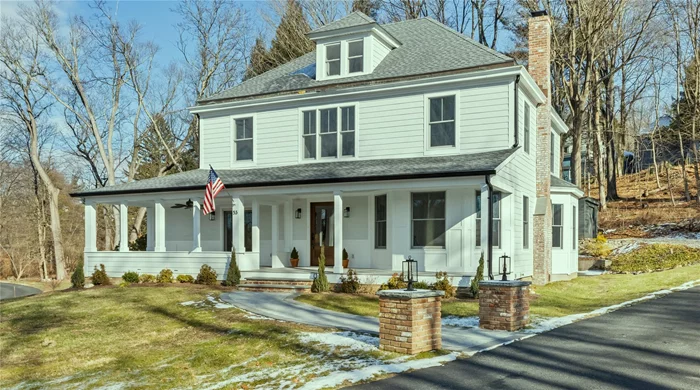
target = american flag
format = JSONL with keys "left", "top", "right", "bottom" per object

{"left": 203, "top": 166, "right": 224, "bottom": 215}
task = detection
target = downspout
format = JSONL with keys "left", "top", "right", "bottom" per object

{"left": 485, "top": 174, "right": 495, "bottom": 280}
{"left": 512, "top": 75, "right": 521, "bottom": 149}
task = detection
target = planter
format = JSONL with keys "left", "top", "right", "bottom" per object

{"left": 342, "top": 259, "right": 349, "bottom": 268}
{"left": 290, "top": 258, "right": 299, "bottom": 267}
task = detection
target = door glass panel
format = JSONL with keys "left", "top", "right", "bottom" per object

{"left": 314, "top": 206, "right": 334, "bottom": 247}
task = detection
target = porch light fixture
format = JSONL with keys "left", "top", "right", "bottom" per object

{"left": 295, "top": 208, "right": 302, "bottom": 219}
{"left": 209, "top": 211, "right": 216, "bottom": 221}
{"left": 343, "top": 206, "right": 350, "bottom": 218}
{"left": 499, "top": 253, "right": 512, "bottom": 281}
{"left": 403, "top": 256, "right": 417, "bottom": 291}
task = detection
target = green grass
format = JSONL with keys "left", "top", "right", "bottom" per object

{"left": 296, "top": 264, "right": 700, "bottom": 319}
{"left": 0, "top": 284, "right": 392, "bottom": 389}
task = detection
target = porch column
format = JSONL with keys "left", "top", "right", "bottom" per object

{"left": 154, "top": 201, "right": 166, "bottom": 252}
{"left": 84, "top": 200, "right": 97, "bottom": 252}
{"left": 252, "top": 199, "right": 260, "bottom": 253}
{"left": 480, "top": 184, "right": 490, "bottom": 254}
{"left": 284, "top": 200, "right": 293, "bottom": 251}
{"left": 192, "top": 200, "right": 202, "bottom": 252}
{"left": 146, "top": 206, "right": 154, "bottom": 251}
{"left": 333, "top": 191, "right": 344, "bottom": 274}
{"left": 271, "top": 204, "right": 284, "bottom": 268}
{"left": 119, "top": 203, "right": 129, "bottom": 252}
{"left": 231, "top": 195, "right": 244, "bottom": 253}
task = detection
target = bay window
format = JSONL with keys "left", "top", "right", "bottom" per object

{"left": 552, "top": 204, "right": 563, "bottom": 249}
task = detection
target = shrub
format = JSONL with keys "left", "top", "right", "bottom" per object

{"left": 311, "top": 247, "right": 330, "bottom": 292}
{"left": 176, "top": 274, "right": 195, "bottom": 283}
{"left": 71, "top": 263, "right": 85, "bottom": 288}
{"left": 470, "top": 253, "right": 485, "bottom": 298}
{"left": 339, "top": 269, "right": 361, "bottom": 293}
{"left": 412, "top": 280, "right": 432, "bottom": 289}
{"left": 580, "top": 233, "right": 612, "bottom": 257}
{"left": 196, "top": 264, "right": 218, "bottom": 285}
{"left": 610, "top": 244, "right": 700, "bottom": 273}
{"left": 122, "top": 271, "right": 139, "bottom": 284}
{"left": 434, "top": 271, "right": 456, "bottom": 298}
{"left": 290, "top": 247, "right": 299, "bottom": 259}
{"left": 139, "top": 274, "right": 156, "bottom": 283}
{"left": 342, "top": 248, "right": 349, "bottom": 260}
{"left": 128, "top": 235, "right": 147, "bottom": 251}
{"left": 157, "top": 269, "right": 174, "bottom": 283}
{"left": 378, "top": 272, "right": 406, "bottom": 290}
{"left": 91, "top": 264, "right": 111, "bottom": 286}
{"left": 222, "top": 250, "right": 241, "bottom": 286}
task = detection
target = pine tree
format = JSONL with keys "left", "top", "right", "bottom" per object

{"left": 311, "top": 246, "right": 329, "bottom": 292}
{"left": 71, "top": 262, "right": 85, "bottom": 288}
{"left": 244, "top": 35, "right": 271, "bottom": 80}
{"left": 266, "top": 0, "right": 315, "bottom": 69}
{"left": 352, "top": 0, "right": 381, "bottom": 19}
{"left": 223, "top": 248, "right": 241, "bottom": 286}
{"left": 470, "top": 253, "right": 485, "bottom": 298}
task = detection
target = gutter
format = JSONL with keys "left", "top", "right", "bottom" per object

{"left": 512, "top": 75, "right": 520, "bottom": 148}
{"left": 485, "top": 174, "right": 495, "bottom": 280}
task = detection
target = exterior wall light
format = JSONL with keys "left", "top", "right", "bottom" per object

{"left": 344, "top": 206, "right": 350, "bottom": 218}
{"left": 295, "top": 208, "right": 302, "bottom": 219}
{"left": 209, "top": 211, "right": 216, "bottom": 221}
{"left": 403, "top": 256, "right": 417, "bottom": 291}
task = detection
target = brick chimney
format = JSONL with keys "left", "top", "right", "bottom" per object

{"left": 529, "top": 10, "right": 552, "bottom": 285}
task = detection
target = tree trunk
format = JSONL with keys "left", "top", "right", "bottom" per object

{"left": 129, "top": 207, "right": 147, "bottom": 243}
{"left": 46, "top": 187, "right": 66, "bottom": 279}
{"left": 103, "top": 206, "right": 112, "bottom": 251}
{"left": 569, "top": 111, "right": 583, "bottom": 186}
{"left": 678, "top": 132, "right": 691, "bottom": 202}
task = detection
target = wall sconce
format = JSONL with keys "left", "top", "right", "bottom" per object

{"left": 209, "top": 211, "right": 216, "bottom": 221}
{"left": 295, "top": 208, "right": 302, "bottom": 219}
{"left": 344, "top": 206, "right": 350, "bottom": 218}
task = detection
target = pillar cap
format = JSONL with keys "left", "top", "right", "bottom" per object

{"left": 376, "top": 289, "right": 445, "bottom": 299}
{"left": 480, "top": 280, "right": 532, "bottom": 287}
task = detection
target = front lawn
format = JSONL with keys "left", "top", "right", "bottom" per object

{"left": 295, "top": 264, "right": 700, "bottom": 319}
{"left": 0, "top": 285, "right": 401, "bottom": 389}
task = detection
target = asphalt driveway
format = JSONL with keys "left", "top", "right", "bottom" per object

{"left": 355, "top": 286, "right": 700, "bottom": 390}
{"left": 0, "top": 283, "right": 42, "bottom": 301}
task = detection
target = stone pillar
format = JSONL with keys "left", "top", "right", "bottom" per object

{"left": 479, "top": 280, "right": 531, "bottom": 331}
{"left": 192, "top": 200, "right": 202, "bottom": 252}
{"left": 333, "top": 191, "right": 344, "bottom": 274}
{"left": 376, "top": 289, "right": 444, "bottom": 354}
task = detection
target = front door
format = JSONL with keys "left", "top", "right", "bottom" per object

{"left": 310, "top": 202, "right": 335, "bottom": 266}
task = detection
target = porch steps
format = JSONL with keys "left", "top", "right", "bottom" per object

{"left": 238, "top": 277, "right": 313, "bottom": 293}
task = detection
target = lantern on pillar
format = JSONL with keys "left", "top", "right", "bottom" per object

{"left": 499, "top": 253, "right": 512, "bottom": 281}
{"left": 402, "top": 256, "right": 417, "bottom": 291}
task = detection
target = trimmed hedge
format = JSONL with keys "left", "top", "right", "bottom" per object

{"left": 610, "top": 244, "right": 700, "bottom": 273}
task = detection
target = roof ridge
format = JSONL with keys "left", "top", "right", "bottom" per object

{"left": 421, "top": 18, "right": 513, "bottom": 62}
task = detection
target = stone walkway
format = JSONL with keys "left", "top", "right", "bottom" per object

{"left": 220, "top": 291, "right": 529, "bottom": 354}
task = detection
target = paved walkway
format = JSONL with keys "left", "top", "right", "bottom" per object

{"left": 220, "top": 291, "right": 528, "bottom": 354}
{"left": 353, "top": 286, "right": 700, "bottom": 389}
{"left": 0, "top": 283, "right": 42, "bottom": 301}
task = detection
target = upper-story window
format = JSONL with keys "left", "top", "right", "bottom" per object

{"left": 326, "top": 43, "right": 341, "bottom": 76}
{"left": 303, "top": 105, "right": 356, "bottom": 160}
{"left": 234, "top": 117, "right": 253, "bottom": 161}
{"left": 429, "top": 95, "right": 456, "bottom": 147}
{"left": 348, "top": 40, "right": 364, "bottom": 73}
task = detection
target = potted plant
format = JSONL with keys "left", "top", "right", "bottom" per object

{"left": 290, "top": 247, "right": 299, "bottom": 267}
{"left": 342, "top": 248, "right": 349, "bottom": 268}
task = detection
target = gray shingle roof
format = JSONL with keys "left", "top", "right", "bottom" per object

{"left": 310, "top": 11, "right": 376, "bottom": 34}
{"left": 72, "top": 148, "right": 517, "bottom": 197}
{"left": 551, "top": 175, "right": 578, "bottom": 189}
{"left": 199, "top": 18, "right": 513, "bottom": 104}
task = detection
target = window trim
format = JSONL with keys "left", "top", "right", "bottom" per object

{"left": 411, "top": 191, "right": 447, "bottom": 249}
{"left": 325, "top": 42, "right": 341, "bottom": 77}
{"left": 347, "top": 39, "right": 364, "bottom": 74}
{"left": 298, "top": 103, "right": 359, "bottom": 163}
{"left": 374, "top": 194, "right": 387, "bottom": 249}
{"left": 573, "top": 205, "right": 577, "bottom": 250}
{"left": 552, "top": 203, "right": 564, "bottom": 249}
{"left": 424, "top": 91, "right": 460, "bottom": 154}
{"left": 476, "top": 190, "right": 502, "bottom": 248}
{"left": 523, "top": 196, "right": 529, "bottom": 249}
{"left": 230, "top": 114, "right": 256, "bottom": 166}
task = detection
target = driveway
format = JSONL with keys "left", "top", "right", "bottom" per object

{"left": 0, "top": 283, "right": 42, "bottom": 301}
{"left": 353, "top": 286, "right": 700, "bottom": 389}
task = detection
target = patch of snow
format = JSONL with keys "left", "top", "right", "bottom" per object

{"left": 298, "top": 331, "right": 380, "bottom": 352}
{"left": 612, "top": 241, "right": 641, "bottom": 255}
{"left": 179, "top": 295, "right": 236, "bottom": 309}
{"left": 179, "top": 300, "right": 197, "bottom": 306}
{"left": 442, "top": 316, "right": 479, "bottom": 328}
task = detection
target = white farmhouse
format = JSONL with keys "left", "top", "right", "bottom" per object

{"left": 73, "top": 11, "right": 582, "bottom": 288}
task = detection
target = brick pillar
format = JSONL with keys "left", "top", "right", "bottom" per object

{"left": 529, "top": 10, "right": 553, "bottom": 285}
{"left": 376, "top": 289, "right": 444, "bottom": 354}
{"left": 478, "top": 280, "right": 531, "bottom": 332}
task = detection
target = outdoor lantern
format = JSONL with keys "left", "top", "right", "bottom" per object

{"left": 295, "top": 208, "right": 302, "bottom": 219}
{"left": 499, "top": 253, "right": 512, "bottom": 281}
{"left": 209, "top": 211, "right": 216, "bottom": 221}
{"left": 403, "top": 256, "right": 418, "bottom": 291}
{"left": 344, "top": 206, "right": 351, "bottom": 218}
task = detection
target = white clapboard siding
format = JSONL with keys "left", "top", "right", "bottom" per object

{"left": 371, "top": 38, "right": 391, "bottom": 70}
{"left": 199, "top": 114, "right": 231, "bottom": 169}
{"left": 460, "top": 82, "right": 510, "bottom": 153}
{"left": 255, "top": 108, "right": 300, "bottom": 167}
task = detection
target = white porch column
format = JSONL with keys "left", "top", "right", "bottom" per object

{"left": 333, "top": 191, "right": 344, "bottom": 274}
{"left": 231, "top": 195, "right": 244, "bottom": 253}
{"left": 154, "top": 201, "right": 166, "bottom": 252}
{"left": 146, "top": 206, "right": 154, "bottom": 251}
{"left": 192, "top": 200, "right": 202, "bottom": 252}
{"left": 480, "top": 184, "right": 490, "bottom": 251}
{"left": 284, "top": 200, "right": 293, "bottom": 251}
{"left": 119, "top": 203, "right": 129, "bottom": 252}
{"left": 271, "top": 204, "right": 284, "bottom": 268}
{"left": 84, "top": 200, "right": 97, "bottom": 252}
{"left": 252, "top": 199, "right": 260, "bottom": 253}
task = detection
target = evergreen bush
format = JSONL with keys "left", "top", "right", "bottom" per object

{"left": 91, "top": 264, "right": 111, "bottom": 286}
{"left": 157, "top": 269, "right": 174, "bottom": 283}
{"left": 122, "top": 271, "right": 139, "bottom": 283}
{"left": 338, "top": 269, "right": 360, "bottom": 293}
{"left": 176, "top": 274, "right": 195, "bottom": 283}
{"left": 196, "top": 264, "right": 218, "bottom": 285}
{"left": 470, "top": 253, "right": 485, "bottom": 298}
{"left": 139, "top": 274, "right": 156, "bottom": 283}
{"left": 71, "top": 262, "right": 85, "bottom": 288}
{"left": 223, "top": 249, "right": 241, "bottom": 286}
{"left": 434, "top": 271, "right": 456, "bottom": 298}
{"left": 290, "top": 247, "right": 299, "bottom": 259}
{"left": 378, "top": 272, "right": 406, "bottom": 290}
{"left": 311, "top": 247, "right": 329, "bottom": 292}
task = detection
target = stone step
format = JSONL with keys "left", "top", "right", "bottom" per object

{"left": 238, "top": 284, "right": 312, "bottom": 293}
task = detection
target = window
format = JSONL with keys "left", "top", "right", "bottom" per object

{"left": 550, "top": 133, "right": 555, "bottom": 173}
{"left": 412, "top": 192, "right": 446, "bottom": 248}
{"left": 429, "top": 96, "right": 456, "bottom": 147}
{"left": 224, "top": 210, "right": 253, "bottom": 252}
{"left": 234, "top": 117, "right": 253, "bottom": 161}
{"left": 348, "top": 40, "right": 364, "bottom": 73}
{"left": 476, "top": 191, "right": 502, "bottom": 247}
{"left": 326, "top": 43, "right": 340, "bottom": 76}
{"left": 302, "top": 106, "right": 356, "bottom": 159}
{"left": 573, "top": 205, "right": 577, "bottom": 249}
{"left": 523, "top": 196, "right": 529, "bottom": 249}
{"left": 524, "top": 103, "right": 531, "bottom": 154}
{"left": 552, "top": 203, "right": 563, "bottom": 249}
{"left": 375, "top": 195, "right": 387, "bottom": 249}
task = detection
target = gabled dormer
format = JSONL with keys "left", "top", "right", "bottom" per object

{"left": 308, "top": 12, "right": 401, "bottom": 81}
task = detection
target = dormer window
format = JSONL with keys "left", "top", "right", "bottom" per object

{"left": 326, "top": 43, "right": 340, "bottom": 76}
{"left": 348, "top": 40, "right": 364, "bottom": 73}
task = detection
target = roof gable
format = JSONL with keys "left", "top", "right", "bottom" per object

{"left": 309, "top": 11, "right": 376, "bottom": 35}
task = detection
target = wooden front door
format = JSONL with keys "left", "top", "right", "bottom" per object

{"left": 310, "top": 202, "right": 335, "bottom": 266}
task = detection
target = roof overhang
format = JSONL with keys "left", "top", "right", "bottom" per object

{"left": 551, "top": 186, "right": 585, "bottom": 198}
{"left": 551, "top": 110, "right": 568, "bottom": 135}
{"left": 308, "top": 24, "right": 401, "bottom": 48}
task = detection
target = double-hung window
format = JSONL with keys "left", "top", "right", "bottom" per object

{"left": 412, "top": 192, "right": 446, "bottom": 248}
{"left": 572, "top": 205, "right": 577, "bottom": 249}
{"left": 375, "top": 195, "right": 387, "bottom": 249}
{"left": 476, "top": 191, "right": 502, "bottom": 247}
{"left": 234, "top": 117, "right": 253, "bottom": 161}
{"left": 303, "top": 106, "right": 356, "bottom": 159}
{"left": 341, "top": 106, "right": 355, "bottom": 156}
{"left": 524, "top": 103, "right": 531, "bottom": 154}
{"left": 348, "top": 40, "right": 364, "bottom": 73}
{"left": 302, "top": 110, "right": 316, "bottom": 159}
{"left": 326, "top": 43, "right": 340, "bottom": 76}
{"left": 552, "top": 204, "right": 563, "bottom": 249}
{"left": 523, "top": 196, "right": 529, "bottom": 249}
{"left": 429, "top": 95, "right": 456, "bottom": 147}
{"left": 320, "top": 108, "right": 338, "bottom": 157}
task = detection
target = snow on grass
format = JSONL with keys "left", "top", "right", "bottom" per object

{"left": 442, "top": 316, "right": 479, "bottom": 328}
{"left": 612, "top": 241, "right": 641, "bottom": 255}
{"left": 298, "top": 331, "right": 380, "bottom": 352}
{"left": 179, "top": 295, "right": 235, "bottom": 309}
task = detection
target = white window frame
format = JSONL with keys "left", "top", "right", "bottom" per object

{"left": 572, "top": 205, "right": 577, "bottom": 250}
{"left": 374, "top": 194, "right": 387, "bottom": 249}
{"left": 476, "top": 190, "right": 502, "bottom": 248}
{"left": 347, "top": 39, "right": 364, "bottom": 74}
{"left": 298, "top": 103, "right": 359, "bottom": 163}
{"left": 523, "top": 196, "right": 529, "bottom": 249}
{"left": 424, "top": 91, "right": 460, "bottom": 155}
{"left": 230, "top": 114, "right": 256, "bottom": 167}
{"left": 410, "top": 191, "right": 447, "bottom": 249}
{"left": 552, "top": 203, "right": 563, "bottom": 249}
{"left": 325, "top": 42, "right": 341, "bottom": 77}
